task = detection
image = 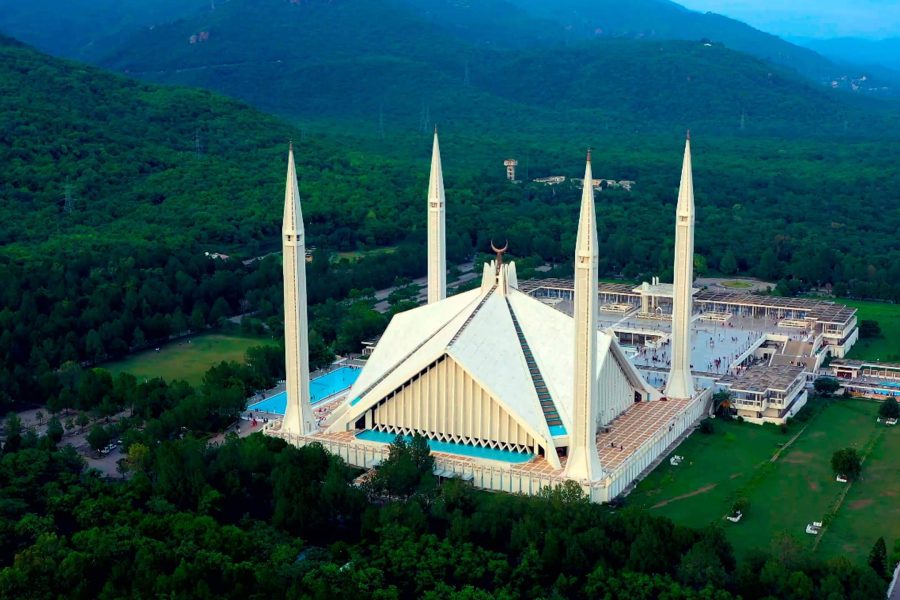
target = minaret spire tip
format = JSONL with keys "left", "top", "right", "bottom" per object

{"left": 686, "top": 129, "right": 690, "bottom": 141}
{"left": 586, "top": 147, "right": 592, "bottom": 163}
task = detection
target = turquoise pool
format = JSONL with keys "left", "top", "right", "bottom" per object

{"left": 247, "top": 366, "right": 361, "bottom": 414}
{"left": 355, "top": 429, "right": 534, "bottom": 463}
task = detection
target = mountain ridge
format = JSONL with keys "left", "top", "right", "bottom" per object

{"left": 88, "top": 0, "right": 896, "bottom": 140}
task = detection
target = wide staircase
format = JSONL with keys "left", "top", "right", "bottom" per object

{"left": 506, "top": 299, "right": 563, "bottom": 430}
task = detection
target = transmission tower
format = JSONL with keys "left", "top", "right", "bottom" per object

{"left": 60, "top": 177, "right": 76, "bottom": 214}
{"left": 195, "top": 129, "right": 202, "bottom": 159}
{"left": 420, "top": 101, "right": 432, "bottom": 134}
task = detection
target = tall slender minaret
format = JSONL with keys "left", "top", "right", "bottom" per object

{"left": 427, "top": 127, "right": 447, "bottom": 304}
{"left": 282, "top": 144, "right": 315, "bottom": 435}
{"left": 666, "top": 134, "right": 696, "bottom": 400}
{"left": 565, "top": 150, "right": 604, "bottom": 482}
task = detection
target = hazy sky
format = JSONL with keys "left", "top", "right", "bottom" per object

{"left": 676, "top": 0, "right": 900, "bottom": 39}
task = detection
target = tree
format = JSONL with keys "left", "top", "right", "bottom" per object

{"left": 209, "top": 297, "right": 231, "bottom": 326}
{"left": 46, "top": 392, "right": 66, "bottom": 416}
{"left": 831, "top": 448, "right": 862, "bottom": 480}
{"left": 2, "top": 412, "right": 23, "bottom": 453}
{"left": 45, "top": 417, "right": 63, "bottom": 444}
{"left": 132, "top": 326, "right": 146, "bottom": 348}
{"left": 86, "top": 425, "right": 111, "bottom": 453}
{"left": 126, "top": 442, "right": 150, "bottom": 475}
{"left": 190, "top": 306, "right": 206, "bottom": 331}
{"left": 719, "top": 251, "right": 738, "bottom": 275}
{"left": 75, "top": 412, "right": 90, "bottom": 433}
{"left": 814, "top": 377, "right": 841, "bottom": 396}
{"left": 34, "top": 410, "right": 44, "bottom": 426}
{"left": 878, "top": 398, "right": 898, "bottom": 420}
{"left": 371, "top": 435, "right": 429, "bottom": 499}
{"left": 732, "top": 497, "right": 749, "bottom": 516}
{"left": 85, "top": 329, "right": 105, "bottom": 362}
{"left": 756, "top": 249, "right": 781, "bottom": 280}
{"left": 859, "top": 319, "right": 882, "bottom": 339}
{"left": 868, "top": 537, "right": 888, "bottom": 579}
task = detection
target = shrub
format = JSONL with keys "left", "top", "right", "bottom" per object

{"left": 878, "top": 398, "right": 898, "bottom": 420}
{"left": 814, "top": 377, "right": 841, "bottom": 396}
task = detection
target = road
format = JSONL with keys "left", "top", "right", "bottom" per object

{"left": 373, "top": 260, "right": 477, "bottom": 313}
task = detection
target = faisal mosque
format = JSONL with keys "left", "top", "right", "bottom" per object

{"left": 268, "top": 132, "right": 711, "bottom": 502}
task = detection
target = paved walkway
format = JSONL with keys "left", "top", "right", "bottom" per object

{"left": 373, "top": 260, "right": 477, "bottom": 313}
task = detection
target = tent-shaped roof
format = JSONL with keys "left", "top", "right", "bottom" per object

{"left": 326, "top": 268, "right": 655, "bottom": 461}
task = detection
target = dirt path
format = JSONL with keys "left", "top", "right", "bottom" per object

{"left": 652, "top": 483, "right": 717, "bottom": 508}
{"left": 770, "top": 423, "right": 812, "bottom": 463}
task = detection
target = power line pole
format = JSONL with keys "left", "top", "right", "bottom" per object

{"left": 61, "top": 177, "right": 76, "bottom": 214}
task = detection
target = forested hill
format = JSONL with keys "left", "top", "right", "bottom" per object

{"left": 0, "top": 0, "right": 207, "bottom": 60}
{"left": 0, "top": 33, "right": 427, "bottom": 258}
{"left": 92, "top": 0, "right": 898, "bottom": 138}
{"left": 509, "top": 0, "right": 887, "bottom": 91}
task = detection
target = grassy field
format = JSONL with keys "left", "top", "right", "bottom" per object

{"left": 721, "top": 280, "right": 754, "bottom": 289}
{"left": 627, "top": 399, "right": 898, "bottom": 564}
{"left": 105, "top": 333, "right": 276, "bottom": 386}
{"left": 336, "top": 246, "right": 397, "bottom": 261}
{"left": 839, "top": 298, "right": 900, "bottom": 362}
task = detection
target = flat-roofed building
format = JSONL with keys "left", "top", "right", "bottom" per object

{"left": 717, "top": 365, "right": 808, "bottom": 424}
{"left": 826, "top": 359, "right": 900, "bottom": 399}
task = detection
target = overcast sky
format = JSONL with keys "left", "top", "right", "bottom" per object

{"left": 676, "top": 0, "right": 900, "bottom": 39}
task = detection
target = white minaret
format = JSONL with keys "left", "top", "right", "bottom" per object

{"left": 427, "top": 127, "right": 447, "bottom": 304}
{"left": 282, "top": 144, "right": 315, "bottom": 435}
{"left": 666, "top": 134, "right": 696, "bottom": 400}
{"left": 565, "top": 150, "right": 604, "bottom": 482}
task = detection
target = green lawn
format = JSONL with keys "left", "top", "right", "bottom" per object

{"left": 840, "top": 298, "right": 900, "bottom": 362}
{"left": 627, "top": 399, "right": 898, "bottom": 564}
{"left": 721, "top": 280, "right": 754, "bottom": 289}
{"left": 105, "top": 333, "right": 277, "bottom": 386}
{"left": 336, "top": 246, "right": 397, "bottom": 261}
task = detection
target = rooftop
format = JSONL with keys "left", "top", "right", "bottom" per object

{"left": 831, "top": 358, "right": 900, "bottom": 370}
{"left": 718, "top": 364, "right": 805, "bottom": 393}
{"left": 520, "top": 278, "right": 857, "bottom": 326}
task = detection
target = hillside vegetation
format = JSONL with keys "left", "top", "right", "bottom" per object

{"left": 0, "top": 0, "right": 206, "bottom": 60}
{"left": 94, "top": 0, "right": 897, "bottom": 136}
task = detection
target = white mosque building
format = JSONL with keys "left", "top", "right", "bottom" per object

{"left": 269, "top": 133, "right": 710, "bottom": 502}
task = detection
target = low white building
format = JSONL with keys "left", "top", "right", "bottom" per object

{"left": 718, "top": 365, "right": 808, "bottom": 424}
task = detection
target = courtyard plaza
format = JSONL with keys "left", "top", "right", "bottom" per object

{"left": 546, "top": 298, "right": 814, "bottom": 392}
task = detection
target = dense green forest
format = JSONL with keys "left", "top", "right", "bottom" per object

{"left": 0, "top": 403, "right": 891, "bottom": 599}
{"left": 1, "top": 32, "right": 899, "bottom": 413}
